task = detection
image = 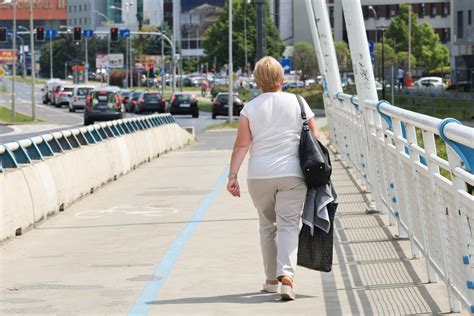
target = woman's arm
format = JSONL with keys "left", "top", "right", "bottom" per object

{"left": 227, "top": 116, "right": 252, "bottom": 197}
{"left": 308, "top": 117, "right": 321, "bottom": 140}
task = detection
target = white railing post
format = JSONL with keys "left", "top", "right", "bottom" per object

{"left": 310, "top": 0, "right": 348, "bottom": 160}
{"left": 304, "top": 0, "right": 335, "bottom": 146}
{"left": 341, "top": 0, "right": 384, "bottom": 212}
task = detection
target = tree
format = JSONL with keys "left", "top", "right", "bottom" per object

{"left": 292, "top": 41, "right": 318, "bottom": 83}
{"left": 334, "top": 41, "right": 351, "bottom": 72}
{"left": 385, "top": 3, "right": 449, "bottom": 71}
{"left": 202, "top": 0, "right": 285, "bottom": 70}
{"left": 374, "top": 42, "right": 396, "bottom": 79}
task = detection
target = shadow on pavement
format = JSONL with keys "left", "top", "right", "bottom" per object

{"left": 146, "top": 292, "right": 316, "bottom": 305}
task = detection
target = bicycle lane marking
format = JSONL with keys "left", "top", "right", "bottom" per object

{"left": 127, "top": 167, "right": 229, "bottom": 316}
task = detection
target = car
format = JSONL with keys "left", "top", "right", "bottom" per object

{"left": 168, "top": 92, "right": 199, "bottom": 118}
{"left": 128, "top": 91, "right": 142, "bottom": 112}
{"left": 133, "top": 91, "right": 166, "bottom": 114}
{"left": 41, "top": 79, "right": 62, "bottom": 104}
{"left": 69, "top": 85, "right": 94, "bottom": 112}
{"left": 413, "top": 77, "right": 446, "bottom": 89}
{"left": 55, "top": 85, "right": 75, "bottom": 108}
{"left": 211, "top": 93, "right": 244, "bottom": 119}
{"left": 119, "top": 90, "right": 132, "bottom": 110}
{"left": 84, "top": 88, "right": 124, "bottom": 125}
{"left": 282, "top": 81, "right": 305, "bottom": 91}
{"left": 50, "top": 82, "right": 66, "bottom": 106}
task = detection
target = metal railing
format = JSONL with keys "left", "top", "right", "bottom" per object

{"left": 329, "top": 92, "right": 474, "bottom": 312}
{"left": 0, "top": 114, "right": 176, "bottom": 173}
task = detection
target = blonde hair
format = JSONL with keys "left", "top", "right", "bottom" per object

{"left": 253, "top": 56, "right": 284, "bottom": 92}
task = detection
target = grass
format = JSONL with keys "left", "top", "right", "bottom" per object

{"left": 0, "top": 106, "right": 36, "bottom": 123}
{"left": 204, "top": 120, "right": 239, "bottom": 131}
{"left": 199, "top": 99, "right": 213, "bottom": 112}
{"left": 5, "top": 76, "right": 47, "bottom": 85}
{"left": 0, "top": 83, "right": 8, "bottom": 94}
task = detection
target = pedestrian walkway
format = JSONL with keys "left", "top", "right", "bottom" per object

{"left": 0, "top": 129, "right": 464, "bottom": 315}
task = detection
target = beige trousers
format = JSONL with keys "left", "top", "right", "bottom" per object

{"left": 247, "top": 177, "right": 307, "bottom": 280}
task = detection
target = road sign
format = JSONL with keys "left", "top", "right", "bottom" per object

{"left": 0, "top": 67, "right": 5, "bottom": 78}
{"left": 46, "top": 29, "right": 57, "bottom": 40}
{"left": 368, "top": 40, "right": 375, "bottom": 63}
{"left": 279, "top": 58, "right": 292, "bottom": 74}
{"left": 0, "top": 50, "right": 17, "bottom": 63}
{"left": 120, "top": 29, "right": 130, "bottom": 38}
{"left": 83, "top": 29, "right": 94, "bottom": 38}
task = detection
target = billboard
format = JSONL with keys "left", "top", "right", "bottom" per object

{"left": 0, "top": 50, "right": 18, "bottom": 64}
{"left": 96, "top": 54, "right": 124, "bottom": 69}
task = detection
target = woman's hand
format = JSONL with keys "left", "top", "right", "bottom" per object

{"left": 227, "top": 178, "right": 241, "bottom": 197}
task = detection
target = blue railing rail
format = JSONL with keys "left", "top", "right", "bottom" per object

{"left": 0, "top": 114, "right": 177, "bottom": 173}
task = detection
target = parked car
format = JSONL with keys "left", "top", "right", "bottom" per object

{"left": 168, "top": 92, "right": 199, "bottom": 118}
{"left": 50, "top": 82, "right": 66, "bottom": 106}
{"left": 69, "top": 85, "right": 94, "bottom": 112}
{"left": 413, "top": 77, "right": 446, "bottom": 89}
{"left": 128, "top": 91, "right": 142, "bottom": 112}
{"left": 133, "top": 91, "right": 166, "bottom": 114}
{"left": 282, "top": 81, "right": 305, "bottom": 91}
{"left": 119, "top": 90, "right": 132, "bottom": 110}
{"left": 84, "top": 88, "right": 124, "bottom": 125}
{"left": 41, "top": 79, "right": 62, "bottom": 104}
{"left": 211, "top": 93, "right": 244, "bottom": 119}
{"left": 54, "top": 85, "right": 75, "bottom": 108}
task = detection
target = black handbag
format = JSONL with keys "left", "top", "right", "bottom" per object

{"left": 297, "top": 202, "right": 337, "bottom": 272}
{"left": 296, "top": 94, "right": 332, "bottom": 188}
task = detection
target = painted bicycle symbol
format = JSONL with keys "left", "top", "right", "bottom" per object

{"left": 74, "top": 205, "right": 178, "bottom": 219}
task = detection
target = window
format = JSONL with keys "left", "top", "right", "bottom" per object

{"left": 442, "top": 3, "right": 449, "bottom": 17}
{"left": 79, "top": 18, "right": 82, "bottom": 25}
{"left": 385, "top": 5, "right": 390, "bottom": 19}
{"left": 390, "top": 5, "right": 397, "bottom": 17}
{"left": 457, "top": 11, "right": 464, "bottom": 39}
{"left": 74, "top": 5, "right": 76, "bottom": 12}
{"left": 79, "top": 4, "right": 82, "bottom": 11}
{"left": 329, "top": 7, "right": 334, "bottom": 27}
{"left": 431, "top": 4, "right": 437, "bottom": 17}
{"left": 418, "top": 4, "right": 424, "bottom": 18}
{"left": 469, "top": 10, "right": 472, "bottom": 25}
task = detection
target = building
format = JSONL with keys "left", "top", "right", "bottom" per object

{"left": 67, "top": 1, "right": 107, "bottom": 30}
{"left": 181, "top": 3, "right": 222, "bottom": 58}
{"left": 451, "top": 0, "right": 474, "bottom": 89}
{"left": 292, "top": 1, "right": 452, "bottom": 46}
{"left": 0, "top": 0, "right": 67, "bottom": 30}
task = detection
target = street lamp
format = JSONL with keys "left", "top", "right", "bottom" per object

{"left": 377, "top": 24, "right": 387, "bottom": 100}
{"left": 244, "top": 0, "right": 251, "bottom": 72}
{"left": 93, "top": 10, "right": 113, "bottom": 84}
{"left": 110, "top": 3, "right": 134, "bottom": 88}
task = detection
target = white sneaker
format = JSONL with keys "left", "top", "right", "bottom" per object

{"left": 280, "top": 285, "right": 296, "bottom": 300}
{"left": 262, "top": 282, "right": 279, "bottom": 293}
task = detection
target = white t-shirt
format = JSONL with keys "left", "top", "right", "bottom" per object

{"left": 240, "top": 92, "right": 315, "bottom": 179}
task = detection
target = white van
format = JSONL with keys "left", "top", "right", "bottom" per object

{"left": 69, "top": 85, "right": 95, "bottom": 112}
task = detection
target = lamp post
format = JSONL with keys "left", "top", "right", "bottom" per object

{"left": 11, "top": 0, "right": 17, "bottom": 118}
{"left": 228, "top": 0, "right": 233, "bottom": 122}
{"left": 93, "top": 10, "right": 112, "bottom": 85}
{"left": 377, "top": 24, "right": 387, "bottom": 100}
{"left": 17, "top": 26, "right": 28, "bottom": 78}
{"left": 28, "top": 0, "right": 36, "bottom": 120}
{"left": 244, "top": 0, "right": 251, "bottom": 72}
{"left": 110, "top": 3, "right": 134, "bottom": 89}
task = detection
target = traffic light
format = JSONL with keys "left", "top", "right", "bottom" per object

{"left": 73, "top": 27, "right": 82, "bottom": 41}
{"left": 0, "top": 27, "right": 6, "bottom": 43}
{"left": 36, "top": 27, "right": 45, "bottom": 41}
{"left": 110, "top": 27, "right": 119, "bottom": 42}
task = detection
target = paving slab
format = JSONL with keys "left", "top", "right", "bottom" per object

{"left": 0, "top": 128, "right": 466, "bottom": 315}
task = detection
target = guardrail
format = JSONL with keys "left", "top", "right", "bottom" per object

{"left": 329, "top": 92, "right": 474, "bottom": 312}
{"left": 0, "top": 114, "right": 176, "bottom": 172}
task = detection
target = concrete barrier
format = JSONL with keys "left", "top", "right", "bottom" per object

{"left": 0, "top": 114, "right": 194, "bottom": 242}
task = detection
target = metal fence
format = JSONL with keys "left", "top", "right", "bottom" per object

{"left": 0, "top": 114, "right": 176, "bottom": 173}
{"left": 329, "top": 91, "right": 474, "bottom": 312}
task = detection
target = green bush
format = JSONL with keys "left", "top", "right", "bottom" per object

{"left": 210, "top": 85, "right": 228, "bottom": 98}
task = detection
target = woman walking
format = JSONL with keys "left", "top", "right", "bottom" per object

{"left": 227, "top": 56, "right": 320, "bottom": 300}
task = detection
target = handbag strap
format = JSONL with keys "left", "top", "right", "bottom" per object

{"left": 296, "top": 94, "right": 310, "bottom": 131}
